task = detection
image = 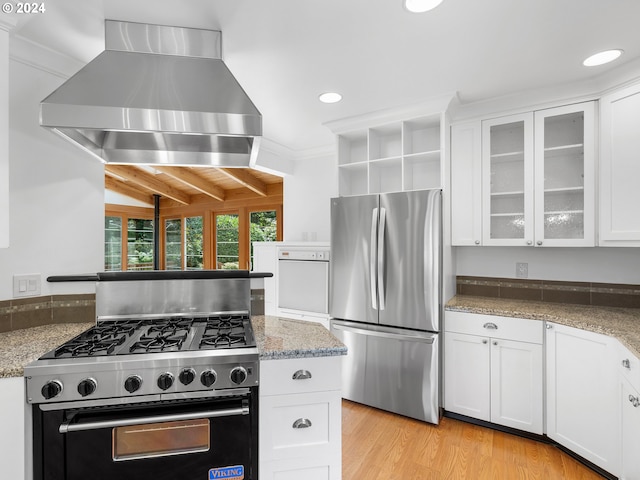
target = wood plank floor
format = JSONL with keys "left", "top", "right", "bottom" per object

{"left": 342, "top": 400, "right": 604, "bottom": 479}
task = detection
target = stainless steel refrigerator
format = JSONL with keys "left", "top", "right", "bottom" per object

{"left": 329, "top": 189, "right": 441, "bottom": 424}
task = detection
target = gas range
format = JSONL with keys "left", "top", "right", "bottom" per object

{"left": 25, "top": 272, "right": 262, "bottom": 480}
{"left": 24, "top": 272, "right": 260, "bottom": 406}
{"left": 25, "top": 313, "right": 258, "bottom": 405}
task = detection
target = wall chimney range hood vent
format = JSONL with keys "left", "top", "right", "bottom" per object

{"left": 40, "top": 21, "right": 262, "bottom": 167}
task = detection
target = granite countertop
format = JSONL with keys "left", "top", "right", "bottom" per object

{"left": 446, "top": 295, "right": 640, "bottom": 358}
{"left": 252, "top": 315, "right": 347, "bottom": 360}
{"left": 0, "top": 323, "right": 93, "bottom": 378}
{"left": 0, "top": 316, "right": 346, "bottom": 378}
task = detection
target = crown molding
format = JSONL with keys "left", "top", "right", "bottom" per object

{"left": 323, "top": 92, "right": 456, "bottom": 134}
{"left": 9, "top": 33, "right": 85, "bottom": 79}
{"left": 0, "top": 16, "right": 18, "bottom": 31}
{"left": 293, "top": 144, "right": 335, "bottom": 161}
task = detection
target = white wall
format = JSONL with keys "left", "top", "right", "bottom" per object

{"left": 456, "top": 246, "right": 640, "bottom": 284}
{"left": 283, "top": 152, "right": 337, "bottom": 242}
{"left": 0, "top": 58, "right": 104, "bottom": 300}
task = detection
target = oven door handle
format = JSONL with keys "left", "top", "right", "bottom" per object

{"left": 58, "top": 405, "right": 249, "bottom": 434}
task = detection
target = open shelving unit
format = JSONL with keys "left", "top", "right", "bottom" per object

{"left": 336, "top": 114, "right": 444, "bottom": 196}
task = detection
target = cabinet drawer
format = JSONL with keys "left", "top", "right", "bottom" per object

{"left": 260, "top": 356, "right": 342, "bottom": 396}
{"left": 618, "top": 340, "right": 640, "bottom": 392}
{"left": 445, "top": 311, "right": 543, "bottom": 344}
{"left": 261, "top": 456, "right": 340, "bottom": 480}
{"left": 260, "top": 391, "right": 341, "bottom": 462}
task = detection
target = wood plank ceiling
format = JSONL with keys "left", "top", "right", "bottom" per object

{"left": 105, "top": 165, "right": 284, "bottom": 207}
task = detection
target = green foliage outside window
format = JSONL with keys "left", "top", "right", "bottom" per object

{"left": 186, "top": 216, "right": 204, "bottom": 270}
{"left": 216, "top": 214, "right": 239, "bottom": 269}
{"left": 127, "top": 218, "right": 154, "bottom": 270}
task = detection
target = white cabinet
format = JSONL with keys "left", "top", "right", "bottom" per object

{"left": 0, "top": 378, "right": 25, "bottom": 480}
{"left": 482, "top": 103, "right": 595, "bottom": 246}
{"left": 617, "top": 342, "right": 640, "bottom": 479}
{"left": 599, "top": 83, "right": 640, "bottom": 246}
{"left": 260, "top": 356, "right": 342, "bottom": 480}
{"left": 0, "top": 26, "right": 9, "bottom": 248}
{"left": 336, "top": 114, "right": 445, "bottom": 196}
{"left": 621, "top": 377, "right": 640, "bottom": 480}
{"left": 546, "top": 322, "right": 620, "bottom": 476}
{"left": 482, "top": 112, "right": 535, "bottom": 246}
{"left": 450, "top": 122, "right": 482, "bottom": 246}
{"left": 451, "top": 102, "right": 595, "bottom": 247}
{"left": 444, "top": 311, "right": 543, "bottom": 434}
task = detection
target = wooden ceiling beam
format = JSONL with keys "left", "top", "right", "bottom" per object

{"left": 217, "top": 168, "right": 268, "bottom": 197}
{"left": 105, "top": 165, "right": 191, "bottom": 205}
{"left": 104, "top": 176, "right": 155, "bottom": 206}
{"left": 154, "top": 166, "right": 226, "bottom": 202}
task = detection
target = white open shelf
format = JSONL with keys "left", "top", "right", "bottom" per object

{"left": 336, "top": 113, "right": 443, "bottom": 196}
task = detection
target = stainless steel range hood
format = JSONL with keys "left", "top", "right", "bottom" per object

{"left": 40, "top": 21, "right": 261, "bottom": 167}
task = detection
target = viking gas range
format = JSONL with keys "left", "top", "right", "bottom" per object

{"left": 24, "top": 271, "right": 259, "bottom": 480}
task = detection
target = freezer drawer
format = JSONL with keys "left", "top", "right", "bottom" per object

{"left": 330, "top": 320, "right": 439, "bottom": 424}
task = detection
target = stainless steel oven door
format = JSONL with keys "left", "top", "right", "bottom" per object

{"left": 33, "top": 392, "right": 257, "bottom": 480}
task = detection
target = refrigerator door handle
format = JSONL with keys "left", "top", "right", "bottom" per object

{"left": 370, "top": 207, "right": 378, "bottom": 310}
{"left": 332, "top": 322, "right": 435, "bottom": 344}
{"left": 377, "top": 207, "right": 386, "bottom": 311}
{"left": 425, "top": 190, "right": 441, "bottom": 327}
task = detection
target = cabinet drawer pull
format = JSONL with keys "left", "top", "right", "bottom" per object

{"left": 482, "top": 339, "right": 488, "bottom": 344}
{"left": 292, "top": 370, "right": 312, "bottom": 380}
{"left": 483, "top": 322, "right": 498, "bottom": 330}
{"left": 630, "top": 395, "right": 640, "bottom": 408}
{"left": 622, "top": 359, "right": 631, "bottom": 369}
{"left": 292, "top": 418, "right": 312, "bottom": 429}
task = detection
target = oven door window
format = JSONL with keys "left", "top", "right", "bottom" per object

{"left": 113, "top": 418, "right": 210, "bottom": 461}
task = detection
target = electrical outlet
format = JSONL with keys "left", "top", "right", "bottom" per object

{"left": 13, "top": 274, "right": 41, "bottom": 298}
{"left": 516, "top": 262, "right": 528, "bottom": 279}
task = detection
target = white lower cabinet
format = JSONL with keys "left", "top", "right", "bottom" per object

{"left": 0, "top": 377, "right": 25, "bottom": 480}
{"left": 260, "top": 356, "right": 342, "bottom": 480}
{"left": 621, "top": 376, "right": 640, "bottom": 480}
{"left": 546, "top": 322, "right": 620, "bottom": 476}
{"left": 444, "top": 312, "right": 543, "bottom": 434}
{"left": 618, "top": 341, "right": 640, "bottom": 479}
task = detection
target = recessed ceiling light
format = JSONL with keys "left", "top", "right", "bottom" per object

{"left": 583, "top": 49, "right": 623, "bottom": 67}
{"left": 404, "top": 0, "right": 444, "bottom": 13}
{"left": 319, "top": 92, "right": 342, "bottom": 104}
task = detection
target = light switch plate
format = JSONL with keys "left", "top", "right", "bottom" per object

{"left": 13, "top": 274, "right": 41, "bottom": 298}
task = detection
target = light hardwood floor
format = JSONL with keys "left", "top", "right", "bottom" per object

{"left": 342, "top": 400, "right": 604, "bottom": 479}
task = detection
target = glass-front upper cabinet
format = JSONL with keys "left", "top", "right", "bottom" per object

{"left": 481, "top": 102, "right": 595, "bottom": 247}
{"left": 534, "top": 103, "right": 595, "bottom": 246}
{"left": 482, "top": 113, "right": 534, "bottom": 246}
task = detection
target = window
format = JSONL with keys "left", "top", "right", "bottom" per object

{"left": 164, "top": 219, "right": 182, "bottom": 270}
{"left": 164, "top": 216, "right": 204, "bottom": 270}
{"left": 249, "top": 210, "right": 277, "bottom": 269}
{"left": 127, "top": 219, "right": 154, "bottom": 271}
{"left": 216, "top": 213, "right": 239, "bottom": 270}
{"left": 185, "top": 216, "right": 204, "bottom": 270}
{"left": 105, "top": 216, "right": 122, "bottom": 271}
{"left": 106, "top": 203, "right": 281, "bottom": 272}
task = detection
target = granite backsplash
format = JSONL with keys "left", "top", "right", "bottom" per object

{"left": 456, "top": 276, "right": 640, "bottom": 308}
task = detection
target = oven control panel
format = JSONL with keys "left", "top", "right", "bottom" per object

{"left": 25, "top": 354, "right": 259, "bottom": 404}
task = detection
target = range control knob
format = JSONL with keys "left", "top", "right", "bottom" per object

{"left": 230, "top": 366, "right": 248, "bottom": 385}
{"left": 41, "top": 380, "right": 63, "bottom": 400}
{"left": 124, "top": 375, "right": 142, "bottom": 393}
{"left": 77, "top": 378, "right": 97, "bottom": 397}
{"left": 157, "top": 372, "right": 174, "bottom": 391}
{"left": 179, "top": 368, "right": 196, "bottom": 385}
{"left": 201, "top": 369, "right": 217, "bottom": 387}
